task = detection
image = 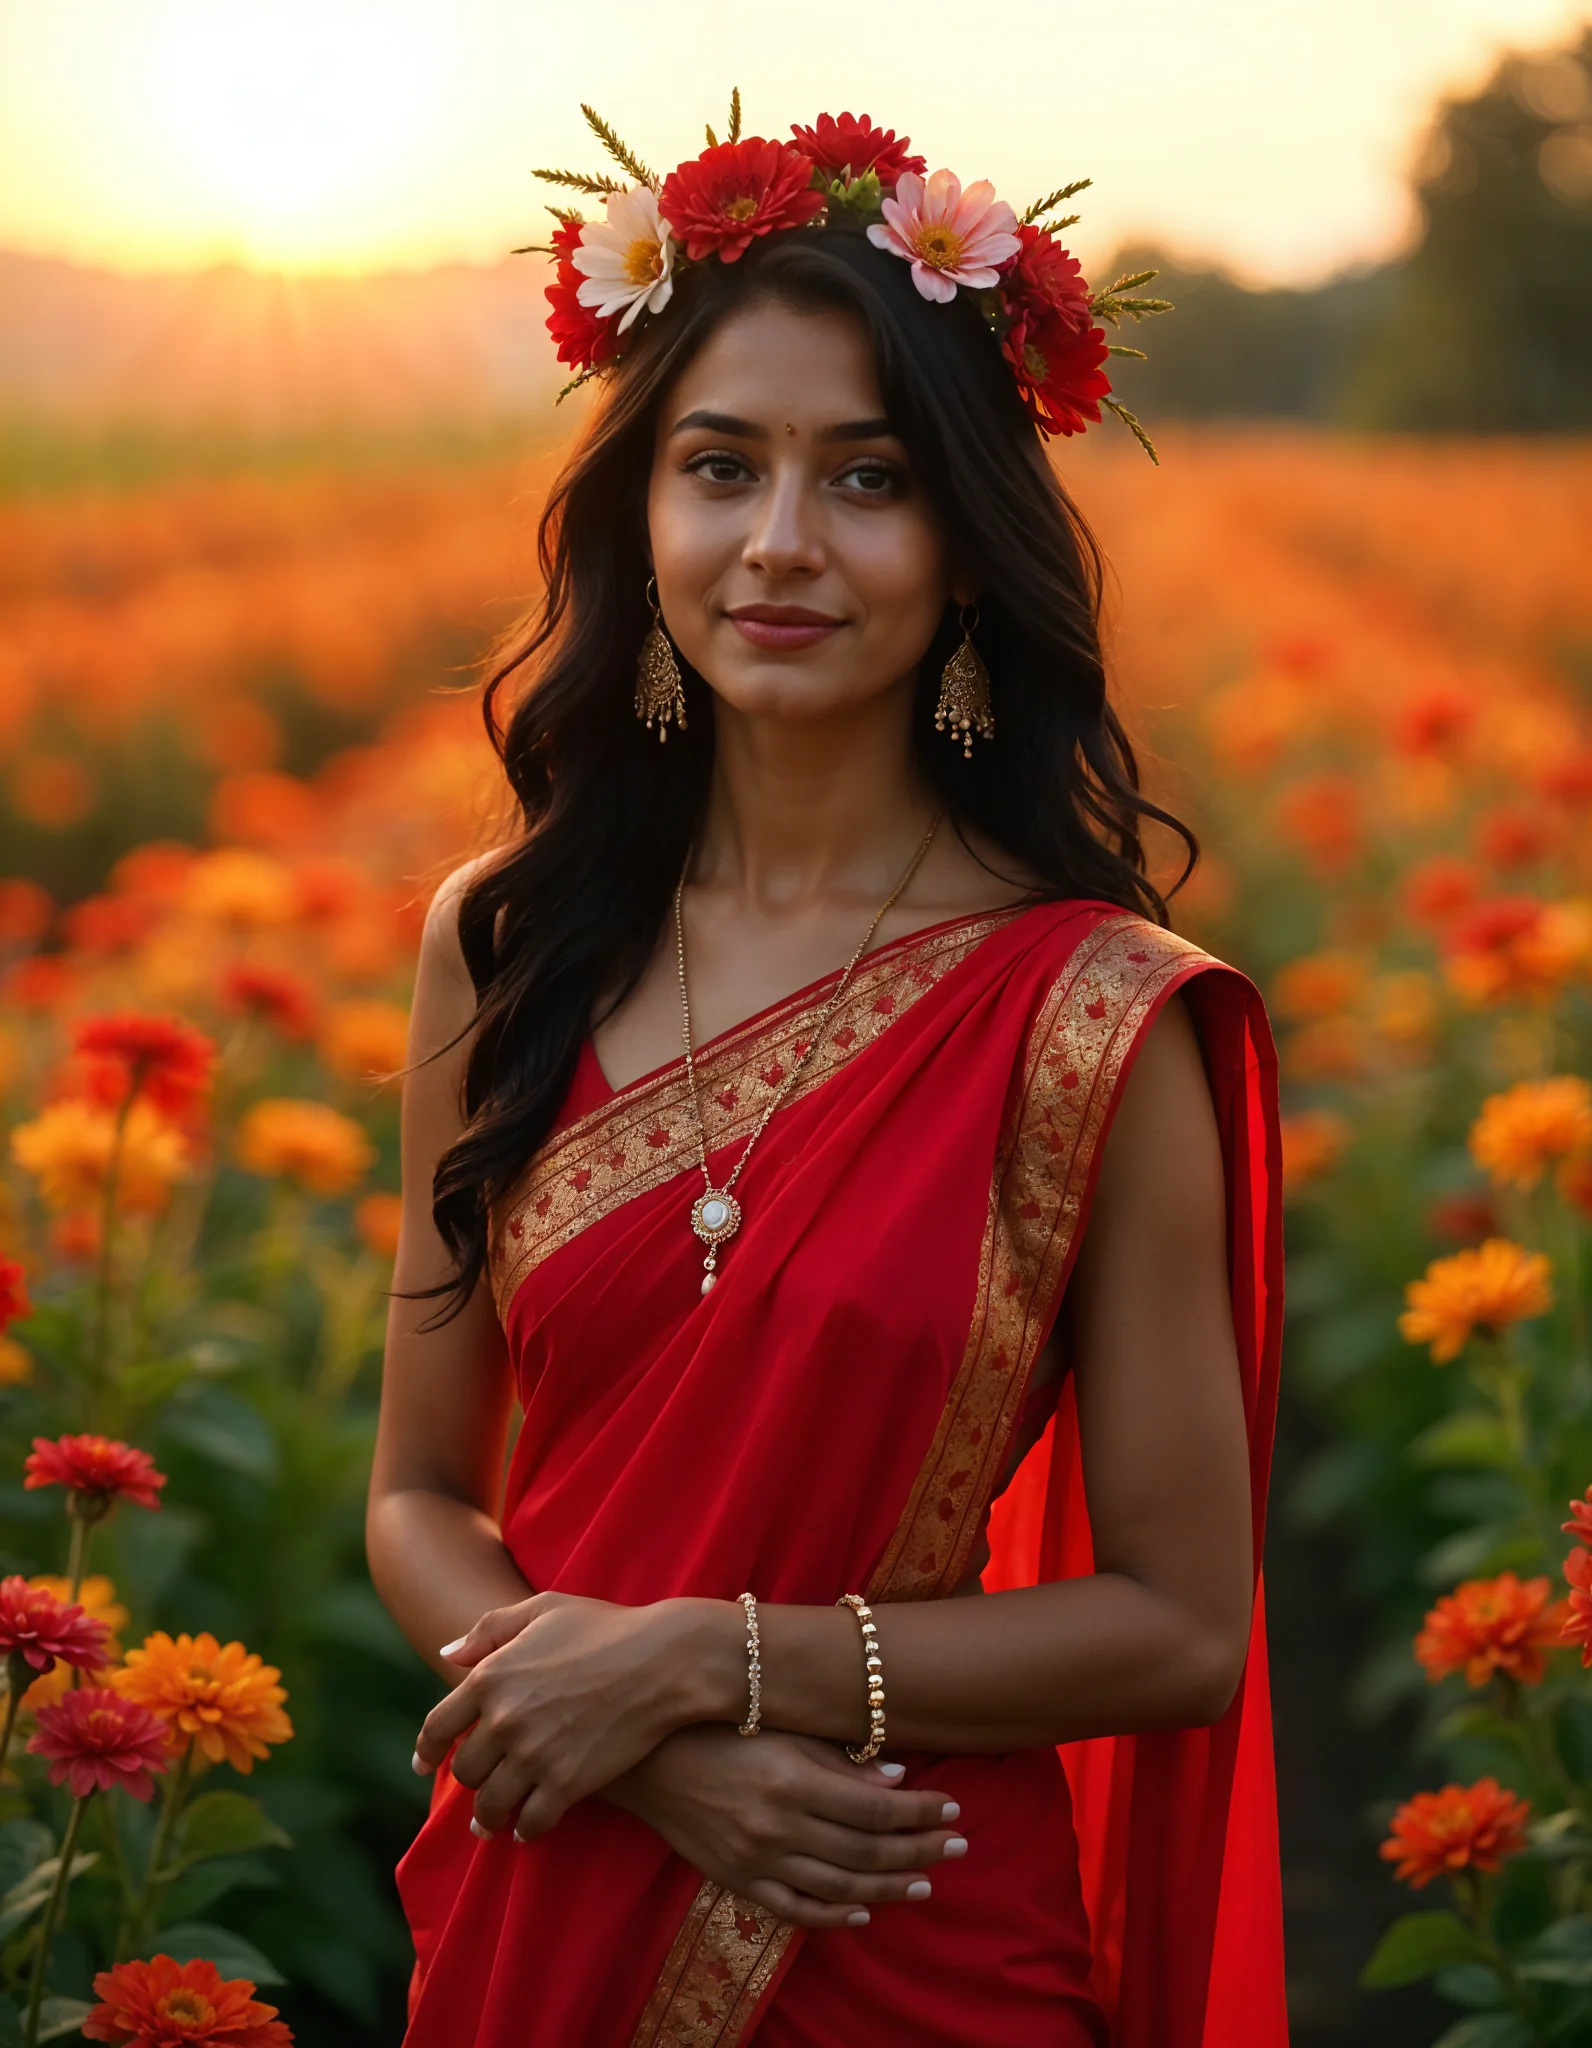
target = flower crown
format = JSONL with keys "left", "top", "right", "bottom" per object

{"left": 517, "top": 94, "right": 1172, "bottom": 461}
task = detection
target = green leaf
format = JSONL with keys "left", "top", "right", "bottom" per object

{"left": 145, "top": 1922, "right": 284, "bottom": 1985}
{"left": 1362, "top": 1910, "right": 1489, "bottom": 1987}
{"left": 36, "top": 2000, "right": 95, "bottom": 2043}
{"left": 0, "top": 1820, "right": 53, "bottom": 1899}
{"left": 1432, "top": 2017, "right": 1533, "bottom": 2048}
{"left": 1434, "top": 1704, "right": 1530, "bottom": 1748}
{"left": 0, "top": 1852, "right": 97, "bottom": 1940}
{"left": 1411, "top": 1411, "right": 1518, "bottom": 1470}
{"left": 163, "top": 1388, "right": 277, "bottom": 1478}
{"left": 1434, "top": 1961, "right": 1508, "bottom": 2007}
{"left": 0, "top": 1994, "right": 21, "bottom": 2048}
{"left": 162, "top": 1853, "right": 281, "bottom": 1923}
{"left": 177, "top": 1792, "right": 291, "bottom": 1866}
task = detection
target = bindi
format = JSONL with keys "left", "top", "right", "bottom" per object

{"left": 784, "top": 422, "right": 797, "bottom": 436}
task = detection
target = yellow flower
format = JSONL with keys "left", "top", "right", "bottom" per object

{"left": 10, "top": 1099, "right": 188, "bottom": 1215}
{"left": 1469, "top": 1077, "right": 1592, "bottom": 1191}
{"left": 22, "top": 1573, "right": 128, "bottom": 1709}
{"left": 0, "top": 1338, "right": 32, "bottom": 1386}
{"left": 1281, "top": 1110, "right": 1348, "bottom": 1195}
{"left": 317, "top": 1000, "right": 410, "bottom": 1086}
{"left": 1399, "top": 1238, "right": 1554, "bottom": 1363}
{"left": 182, "top": 849, "right": 296, "bottom": 929}
{"left": 235, "top": 1098, "right": 373, "bottom": 1196}
{"left": 112, "top": 1629, "right": 293, "bottom": 1772}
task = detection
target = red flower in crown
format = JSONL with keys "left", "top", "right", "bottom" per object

{"left": 788, "top": 113, "right": 926, "bottom": 188}
{"left": 659, "top": 137, "right": 825, "bottom": 264}
{"left": 546, "top": 217, "right": 622, "bottom": 371}
{"left": 997, "top": 224, "right": 1113, "bottom": 438}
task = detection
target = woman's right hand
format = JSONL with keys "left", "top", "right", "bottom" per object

{"left": 602, "top": 1725, "right": 967, "bottom": 1930}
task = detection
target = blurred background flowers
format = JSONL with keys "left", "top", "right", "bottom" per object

{"left": 1, "top": 3, "right": 1591, "bottom": 2040}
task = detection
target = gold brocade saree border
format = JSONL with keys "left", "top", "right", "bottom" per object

{"left": 628, "top": 911, "right": 1212, "bottom": 2048}
{"left": 488, "top": 913, "right": 1015, "bottom": 1323}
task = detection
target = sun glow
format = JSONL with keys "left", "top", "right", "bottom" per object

{"left": 133, "top": 1, "right": 452, "bottom": 270}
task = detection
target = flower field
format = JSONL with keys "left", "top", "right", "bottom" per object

{"left": 0, "top": 426, "right": 1590, "bottom": 2042}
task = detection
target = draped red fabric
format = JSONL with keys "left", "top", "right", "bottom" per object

{"left": 395, "top": 899, "right": 1286, "bottom": 2047}
{"left": 983, "top": 963, "right": 1287, "bottom": 2046}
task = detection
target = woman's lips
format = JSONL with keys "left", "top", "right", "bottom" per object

{"left": 727, "top": 606, "right": 844, "bottom": 652}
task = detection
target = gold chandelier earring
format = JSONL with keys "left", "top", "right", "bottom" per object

{"left": 935, "top": 602, "right": 994, "bottom": 759}
{"left": 635, "top": 577, "right": 687, "bottom": 741}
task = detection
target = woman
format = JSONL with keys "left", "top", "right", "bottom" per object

{"left": 367, "top": 108, "right": 1286, "bottom": 2048}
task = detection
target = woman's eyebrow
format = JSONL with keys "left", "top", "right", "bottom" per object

{"left": 816, "top": 417, "right": 895, "bottom": 443}
{"left": 671, "top": 409, "right": 765, "bottom": 438}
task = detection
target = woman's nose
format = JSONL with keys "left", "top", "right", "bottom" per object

{"left": 740, "top": 469, "right": 826, "bottom": 580}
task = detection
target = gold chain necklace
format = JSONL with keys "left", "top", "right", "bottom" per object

{"left": 674, "top": 814, "right": 942, "bottom": 1296}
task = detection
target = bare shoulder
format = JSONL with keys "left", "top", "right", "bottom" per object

{"left": 411, "top": 852, "right": 503, "bottom": 1055}
{"left": 1093, "top": 987, "right": 1223, "bottom": 1225}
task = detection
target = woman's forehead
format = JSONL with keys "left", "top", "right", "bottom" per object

{"left": 666, "top": 301, "right": 885, "bottom": 425}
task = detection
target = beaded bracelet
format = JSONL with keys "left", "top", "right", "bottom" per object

{"left": 738, "top": 1591, "right": 762, "bottom": 1736}
{"left": 836, "top": 1593, "right": 886, "bottom": 1762}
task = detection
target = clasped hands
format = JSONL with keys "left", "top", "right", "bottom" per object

{"left": 409, "top": 1589, "right": 967, "bottom": 1930}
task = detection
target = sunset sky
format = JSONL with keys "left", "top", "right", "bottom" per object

{"left": 2, "top": 0, "right": 1586, "bottom": 286}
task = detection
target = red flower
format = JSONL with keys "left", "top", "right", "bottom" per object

{"left": 71, "top": 1013, "right": 217, "bottom": 1118}
{"left": 545, "top": 216, "right": 622, "bottom": 372}
{"left": 0, "top": 1257, "right": 30, "bottom": 1335}
{"left": 659, "top": 137, "right": 825, "bottom": 264}
{"left": 218, "top": 965, "right": 319, "bottom": 1041}
{"left": 83, "top": 1954, "right": 293, "bottom": 2045}
{"left": 1562, "top": 1543, "right": 1592, "bottom": 1665}
{"left": 1414, "top": 1572, "right": 1567, "bottom": 1687}
{"left": 28, "top": 1688, "right": 172, "bottom": 1801}
{"left": 1380, "top": 1778, "right": 1531, "bottom": 1888}
{"left": 1564, "top": 1487, "right": 1592, "bottom": 1546}
{"left": 996, "top": 226, "right": 1113, "bottom": 438}
{"left": 25, "top": 1434, "right": 167, "bottom": 1513}
{"left": 0, "top": 1575, "right": 110, "bottom": 1673}
{"left": 788, "top": 113, "right": 925, "bottom": 188}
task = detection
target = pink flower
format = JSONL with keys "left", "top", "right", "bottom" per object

{"left": 28, "top": 1688, "right": 172, "bottom": 1801}
{"left": 0, "top": 1576, "right": 110, "bottom": 1673}
{"left": 866, "top": 169, "right": 1019, "bottom": 303}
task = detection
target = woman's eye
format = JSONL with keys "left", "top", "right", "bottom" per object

{"left": 685, "top": 452, "right": 751, "bottom": 485}
{"left": 838, "top": 462, "right": 902, "bottom": 497}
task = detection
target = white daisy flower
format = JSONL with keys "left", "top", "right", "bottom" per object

{"left": 571, "top": 185, "right": 676, "bottom": 332}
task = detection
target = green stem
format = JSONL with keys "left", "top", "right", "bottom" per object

{"left": 22, "top": 1796, "right": 88, "bottom": 2048}
{"left": 128, "top": 1741, "right": 192, "bottom": 1953}
{"left": 0, "top": 1654, "right": 26, "bottom": 1771}
{"left": 64, "top": 1512, "right": 88, "bottom": 1603}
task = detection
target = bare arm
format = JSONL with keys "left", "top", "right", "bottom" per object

{"left": 366, "top": 862, "right": 531, "bottom": 1680}
{"left": 421, "top": 989, "right": 1256, "bottom": 1827}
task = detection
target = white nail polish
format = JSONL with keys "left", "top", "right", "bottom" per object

{"left": 877, "top": 1762, "right": 906, "bottom": 1782}
{"left": 939, "top": 1801, "right": 960, "bottom": 1823}
{"left": 411, "top": 1751, "right": 432, "bottom": 1776}
{"left": 439, "top": 1637, "right": 468, "bottom": 1659}
{"left": 943, "top": 1837, "right": 968, "bottom": 1858}
{"left": 846, "top": 1909, "right": 870, "bottom": 1927}
{"left": 469, "top": 1818, "right": 491, "bottom": 1840}
{"left": 906, "top": 1880, "right": 932, "bottom": 1900}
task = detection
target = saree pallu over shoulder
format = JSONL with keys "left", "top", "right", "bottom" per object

{"left": 396, "top": 900, "right": 1286, "bottom": 2048}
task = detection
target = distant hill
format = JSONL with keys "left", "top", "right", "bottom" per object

{"left": 0, "top": 249, "right": 560, "bottom": 432}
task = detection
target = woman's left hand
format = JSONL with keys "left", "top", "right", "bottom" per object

{"left": 412, "top": 1590, "right": 713, "bottom": 1839}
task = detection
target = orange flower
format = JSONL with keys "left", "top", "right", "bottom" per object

{"left": 1427, "top": 1192, "right": 1498, "bottom": 1245}
{"left": 0, "top": 877, "right": 53, "bottom": 945}
{"left": 1402, "top": 856, "right": 1480, "bottom": 927}
{"left": 1559, "top": 1156, "right": 1592, "bottom": 1219}
{"left": 1394, "top": 683, "right": 1474, "bottom": 756}
{"left": 10, "top": 1098, "right": 189, "bottom": 1215}
{"left": 354, "top": 1191, "right": 402, "bottom": 1260}
{"left": 112, "top": 1630, "right": 292, "bottom": 1772}
{"left": 1380, "top": 1778, "right": 1531, "bottom": 1888}
{"left": 0, "top": 1338, "right": 33, "bottom": 1386}
{"left": 1561, "top": 1544, "right": 1592, "bottom": 1665}
{"left": 1367, "top": 971, "right": 1437, "bottom": 1050}
{"left": 1415, "top": 1572, "right": 1567, "bottom": 1687}
{"left": 1275, "top": 774, "right": 1362, "bottom": 877}
{"left": 1468, "top": 1077, "right": 1592, "bottom": 1190}
{"left": 22, "top": 1573, "right": 127, "bottom": 1708}
{"left": 1476, "top": 805, "right": 1558, "bottom": 871}
{"left": 83, "top": 1954, "right": 292, "bottom": 2046}
{"left": 1272, "top": 951, "right": 1368, "bottom": 1022}
{"left": 1285, "top": 1015, "right": 1369, "bottom": 1083}
{"left": 1398, "top": 1238, "right": 1553, "bottom": 1363}
{"left": 219, "top": 964, "right": 319, "bottom": 1040}
{"left": 234, "top": 1099, "right": 373, "bottom": 1197}
{"left": 1564, "top": 1487, "right": 1592, "bottom": 1547}
{"left": 181, "top": 850, "right": 296, "bottom": 929}
{"left": 317, "top": 999, "right": 410, "bottom": 1086}
{"left": 1280, "top": 1111, "right": 1347, "bottom": 1194}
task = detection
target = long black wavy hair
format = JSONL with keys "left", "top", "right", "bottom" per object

{"left": 416, "top": 221, "right": 1196, "bottom": 1323}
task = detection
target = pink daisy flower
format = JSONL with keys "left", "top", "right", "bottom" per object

{"left": 866, "top": 169, "right": 1019, "bottom": 303}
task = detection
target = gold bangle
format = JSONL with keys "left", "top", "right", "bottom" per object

{"left": 836, "top": 1592, "right": 886, "bottom": 1762}
{"left": 738, "top": 1591, "right": 762, "bottom": 1736}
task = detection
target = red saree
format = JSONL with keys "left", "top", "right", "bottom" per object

{"left": 396, "top": 898, "right": 1287, "bottom": 2047}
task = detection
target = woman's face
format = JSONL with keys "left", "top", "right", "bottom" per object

{"left": 647, "top": 298, "right": 955, "bottom": 726}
